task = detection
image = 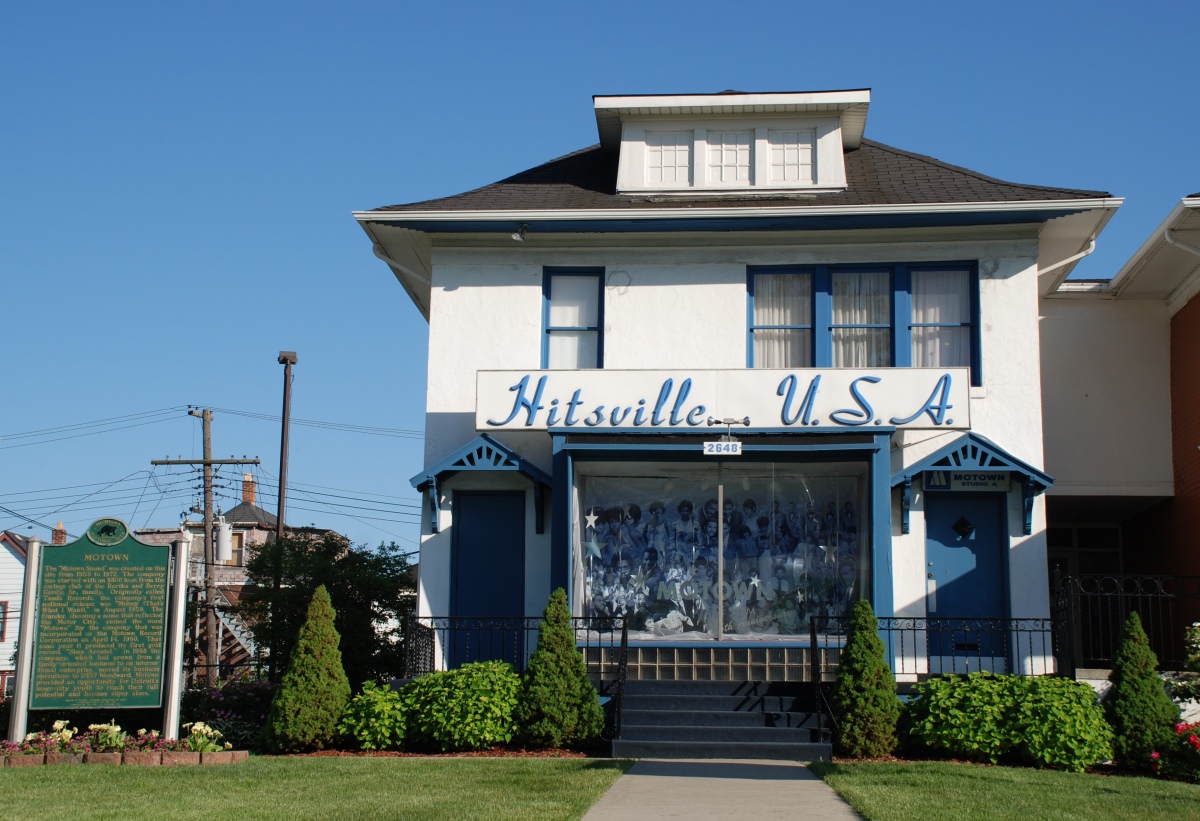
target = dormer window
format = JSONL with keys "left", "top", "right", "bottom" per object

{"left": 596, "top": 90, "right": 867, "bottom": 196}
{"left": 646, "top": 131, "right": 692, "bottom": 187}
{"left": 707, "top": 131, "right": 752, "bottom": 184}
{"left": 768, "top": 129, "right": 814, "bottom": 184}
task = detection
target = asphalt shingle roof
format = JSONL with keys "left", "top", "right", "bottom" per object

{"left": 369, "top": 140, "right": 1110, "bottom": 214}
{"left": 223, "top": 501, "right": 277, "bottom": 527}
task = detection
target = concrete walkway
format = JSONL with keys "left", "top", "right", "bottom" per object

{"left": 583, "top": 759, "right": 861, "bottom": 820}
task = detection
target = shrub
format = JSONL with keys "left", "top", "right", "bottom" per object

{"left": 516, "top": 589, "right": 605, "bottom": 748}
{"left": 1105, "top": 611, "right": 1179, "bottom": 770}
{"left": 905, "top": 672, "right": 1111, "bottom": 771}
{"left": 339, "top": 681, "right": 407, "bottom": 751}
{"left": 831, "top": 599, "right": 899, "bottom": 758}
{"left": 182, "top": 675, "right": 277, "bottom": 750}
{"left": 1166, "top": 720, "right": 1200, "bottom": 780}
{"left": 1166, "top": 622, "right": 1200, "bottom": 703}
{"left": 1015, "top": 676, "right": 1113, "bottom": 771}
{"left": 263, "top": 585, "right": 351, "bottom": 753}
{"left": 906, "top": 672, "right": 1022, "bottom": 763}
{"left": 402, "top": 661, "right": 521, "bottom": 752}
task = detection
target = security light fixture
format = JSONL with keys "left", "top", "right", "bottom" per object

{"left": 278, "top": 351, "right": 298, "bottom": 365}
{"left": 511, "top": 224, "right": 528, "bottom": 242}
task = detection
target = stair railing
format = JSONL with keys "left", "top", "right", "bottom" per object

{"left": 608, "top": 617, "right": 629, "bottom": 741}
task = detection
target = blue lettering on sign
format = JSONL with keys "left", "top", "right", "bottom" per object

{"left": 491, "top": 375, "right": 707, "bottom": 429}
{"left": 890, "top": 373, "right": 954, "bottom": 426}
{"left": 777, "top": 374, "right": 821, "bottom": 426}
{"left": 829, "top": 376, "right": 881, "bottom": 426}
{"left": 669, "top": 378, "right": 693, "bottom": 426}
{"left": 651, "top": 379, "right": 673, "bottom": 426}
{"left": 487, "top": 374, "right": 548, "bottom": 427}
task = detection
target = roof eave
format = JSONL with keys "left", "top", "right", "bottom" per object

{"left": 1106, "top": 196, "right": 1200, "bottom": 298}
{"left": 354, "top": 198, "right": 1120, "bottom": 226}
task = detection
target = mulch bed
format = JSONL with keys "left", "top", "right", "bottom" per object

{"left": 285, "top": 747, "right": 591, "bottom": 759}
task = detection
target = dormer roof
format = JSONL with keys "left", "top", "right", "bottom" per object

{"left": 593, "top": 89, "right": 872, "bottom": 151}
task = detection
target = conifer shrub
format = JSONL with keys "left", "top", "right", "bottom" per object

{"left": 516, "top": 589, "right": 605, "bottom": 748}
{"left": 1105, "top": 611, "right": 1179, "bottom": 770}
{"left": 401, "top": 660, "right": 521, "bottom": 752}
{"left": 338, "top": 681, "right": 407, "bottom": 751}
{"left": 831, "top": 599, "right": 900, "bottom": 758}
{"left": 263, "top": 585, "right": 351, "bottom": 752}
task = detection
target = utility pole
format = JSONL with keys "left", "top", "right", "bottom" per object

{"left": 153, "top": 409, "right": 258, "bottom": 686}
{"left": 271, "top": 352, "right": 297, "bottom": 681}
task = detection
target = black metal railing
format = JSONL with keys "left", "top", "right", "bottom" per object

{"left": 402, "top": 616, "right": 627, "bottom": 680}
{"left": 815, "top": 616, "right": 1059, "bottom": 678}
{"left": 606, "top": 619, "right": 629, "bottom": 741}
{"left": 1054, "top": 572, "right": 1200, "bottom": 671}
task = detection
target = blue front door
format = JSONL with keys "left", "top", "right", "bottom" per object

{"left": 924, "top": 494, "right": 1006, "bottom": 661}
{"left": 451, "top": 491, "right": 525, "bottom": 668}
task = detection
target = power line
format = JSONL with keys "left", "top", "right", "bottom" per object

{"left": 0, "top": 415, "right": 186, "bottom": 450}
{"left": 0, "top": 406, "right": 188, "bottom": 440}
{"left": 205, "top": 406, "right": 423, "bottom": 440}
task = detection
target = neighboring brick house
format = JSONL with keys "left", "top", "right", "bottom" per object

{"left": 1044, "top": 194, "right": 1200, "bottom": 577}
{"left": 138, "top": 474, "right": 283, "bottom": 677}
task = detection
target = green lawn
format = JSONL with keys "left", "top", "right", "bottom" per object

{"left": 0, "top": 756, "right": 630, "bottom": 821}
{"left": 811, "top": 761, "right": 1200, "bottom": 821}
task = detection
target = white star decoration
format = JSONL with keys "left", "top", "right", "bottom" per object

{"left": 585, "top": 511, "right": 599, "bottom": 531}
{"left": 749, "top": 574, "right": 763, "bottom": 589}
{"left": 820, "top": 543, "right": 837, "bottom": 563}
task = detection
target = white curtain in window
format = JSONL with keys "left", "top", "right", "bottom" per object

{"left": 911, "top": 269, "right": 969, "bottom": 368}
{"left": 832, "top": 271, "right": 890, "bottom": 367}
{"left": 549, "top": 276, "right": 598, "bottom": 327}
{"left": 548, "top": 331, "right": 598, "bottom": 369}
{"left": 753, "top": 274, "right": 810, "bottom": 368}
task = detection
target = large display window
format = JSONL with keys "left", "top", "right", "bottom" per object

{"left": 573, "top": 460, "right": 869, "bottom": 641}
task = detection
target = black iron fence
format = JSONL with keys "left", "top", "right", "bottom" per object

{"left": 403, "top": 616, "right": 627, "bottom": 681}
{"left": 408, "top": 615, "right": 1057, "bottom": 681}
{"left": 1054, "top": 572, "right": 1200, "bottom": 672}
{"left": 813, "top": 616, "right": 1058, "bottom": 678}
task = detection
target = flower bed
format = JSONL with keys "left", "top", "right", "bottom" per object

{"left": 1, "top": 719, "right": 249, "bottom": 767}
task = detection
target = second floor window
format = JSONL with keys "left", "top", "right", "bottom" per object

{"left": 543, "top": 268, "right": 603, "bottom": 369}
{"left": 748, "top": 264, "right": 979, "bottom": 384}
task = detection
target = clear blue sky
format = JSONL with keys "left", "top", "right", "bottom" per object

{"left": 2, "top": 1, "right": 1197, "bottom": 549}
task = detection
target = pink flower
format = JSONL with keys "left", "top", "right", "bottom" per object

{"left": 1151, "top": 751, "right": 1161, "bottom": 760}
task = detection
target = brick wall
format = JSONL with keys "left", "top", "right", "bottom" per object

{"left": 1126, "top": 295, "right": 1200, "bottom": 575}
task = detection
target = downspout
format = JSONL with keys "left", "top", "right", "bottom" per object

{"left": 1165, "top": 229, "right": 1200, "bottom": 259}
{"left": 1042, "top": 239, "right": 1096, "bottom": 292}
{"left": 373, "top": 243, "right": 432, "bottom": 285}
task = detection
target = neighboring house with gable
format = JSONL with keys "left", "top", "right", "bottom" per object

{"left": 138, "top": 474, "right": 282, "bottom": 678}
{"left": 0, "top": 530, "right": 29, "bottom": 698}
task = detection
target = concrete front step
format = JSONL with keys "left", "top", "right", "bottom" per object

{"left": 620, "top": 724, "right": 818, "bottom": 744}
{"left": 622, "top": 693, "right": 811, "bottom": 712}
{"left": 623, "top": 679, "right": 815, "bottom": 693}
{"left": 611, "top": 739, "right": 832, "bottom": 761}
{"left": 622, "top": 708, "right": 819, "bottom": 729}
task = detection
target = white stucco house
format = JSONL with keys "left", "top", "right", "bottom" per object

{"left": 355, "top": 89, "right": 1132, "bottom": 684}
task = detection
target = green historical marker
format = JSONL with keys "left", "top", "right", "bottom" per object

{"left": 29, "top": 518, "right": 171, "bottom": 710}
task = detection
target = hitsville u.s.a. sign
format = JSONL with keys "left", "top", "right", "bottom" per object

{"left": 476, "top": 368, "right": 971, "bottom": 432}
